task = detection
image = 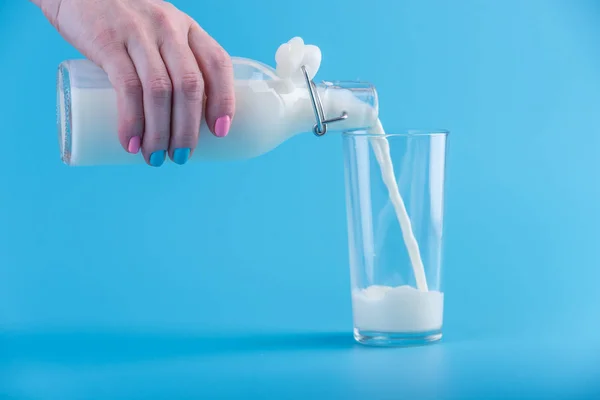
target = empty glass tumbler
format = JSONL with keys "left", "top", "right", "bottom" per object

{"left": 342, "top": 130, "right": 449, "bottom": 346}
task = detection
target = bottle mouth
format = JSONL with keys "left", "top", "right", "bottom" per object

{"left": 322, "top": 80, "right": 378, "bottom": 114}
{"left": 57, "top": 62, "right": 72, "bottom": 165}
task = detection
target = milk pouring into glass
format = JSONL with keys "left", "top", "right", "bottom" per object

{"left": 56, "top": 37, "right": 444, "bottom": 339}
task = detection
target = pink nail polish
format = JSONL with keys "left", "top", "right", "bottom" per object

{"left": 215, "top": 116, "right": 231, "bottom": 137}
{"left": 128, "top": 136, "right": 141, "bottom": 153}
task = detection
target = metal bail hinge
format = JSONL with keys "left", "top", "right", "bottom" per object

{"left": 301, "top": 65, "right": 348, "bottom": 136}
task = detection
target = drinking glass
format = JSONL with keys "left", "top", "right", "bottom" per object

{"left": 342, "top": 130, "right": 449, "bottom": 346}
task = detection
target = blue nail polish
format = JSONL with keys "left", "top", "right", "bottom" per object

{"left": 173, "top": 148, "right": 191, "bottom": 165}
{"left": 149, "top": 150, "right": 166, "bottom": 167}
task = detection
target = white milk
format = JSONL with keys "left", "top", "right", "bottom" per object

{"left": 66, "top": 80, "right": 377, "bottom": 165}
{"left": 67, "top": 81, "right": 309, "bottom": 165}
{"left": 352, "top": 285, "right": 443, "bottom": 333}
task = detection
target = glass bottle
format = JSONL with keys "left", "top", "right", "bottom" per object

{"left": 57, "top": 56, "right": 378, "bottom": 166}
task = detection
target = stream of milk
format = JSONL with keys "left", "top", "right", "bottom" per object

{"left": 368, "top": 119, "right": 428, "bottom": 292}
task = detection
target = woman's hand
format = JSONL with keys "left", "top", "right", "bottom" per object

{"left": 34, "top": 0, "right": 235, "bottom": 166}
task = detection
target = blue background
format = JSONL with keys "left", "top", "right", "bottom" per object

{"left": 1, "top": 0, "right": 600, "bottom": 398}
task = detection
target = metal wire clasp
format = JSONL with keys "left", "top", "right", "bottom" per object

{"left": 301, "top": 65, "right": 348, "bottom": 136}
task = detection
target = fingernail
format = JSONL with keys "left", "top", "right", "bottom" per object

{"left": 128, "top": 136, "right": 141, "bottom": 154}
{"left": 149, "top": 150, "right": 166, "bottom": 167}
{"left": 173, "top": 148, "right": 190, "bottom": 165}
{"left": 215, "top": 115, "right": 231, "bottom": 137}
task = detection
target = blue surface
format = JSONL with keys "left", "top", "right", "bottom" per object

{"left": 1, "top": 0, "right": 600, "bottom": 398}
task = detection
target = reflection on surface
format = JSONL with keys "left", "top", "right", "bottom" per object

{"left": 1, "top": 330, "right": 356, "bottom": 365}
{"left": 2, "top": 331, "right": 599, "bottom": 399}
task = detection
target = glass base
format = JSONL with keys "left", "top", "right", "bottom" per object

{"left": 353, "top": 328, "right": 442, "bottom": 347}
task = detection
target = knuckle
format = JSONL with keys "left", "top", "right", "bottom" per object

{"left": 149, "top": 6, "right": 173, "bottom": 32}
{"left": 122, "top": 114, "right": 145, "bottom": 131}
{"left": 150, "top": 7, "right": 168, "bottom": 26}
{"left": 179, "top": 72, "right": 204, "bottom": 101}
{"left": 218, "top": 93, "right": 236, "bottom": 112}
{"left": 176, "top": 131, "right": 198, "bottom": 146}
{"left": 92, "top": 28, "right": 121, "bottom": 55}
{"left": 118, "top": 74, "right": 143, "bottom": 95}
{"left": 148, "top": 75, "right": 172, "bottom": 99}
{"left": 144, "top": 132, "right": 170, "bottom": 147}
{"left": 119, "top": 113, "right": 144, "bottom": 128}
{"left": 127, "top": 23, "right": 147, "bottom": 43}
{"left": 209, "top": 48, "right": 233, "bottom": 71}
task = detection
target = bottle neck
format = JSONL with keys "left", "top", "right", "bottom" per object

{"left": 311, "top": 80, "right": 379, "bottom": 135}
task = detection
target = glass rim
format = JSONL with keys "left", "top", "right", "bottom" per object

{"left": 342, "top": 129, "right": 449, "bottom": 138}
